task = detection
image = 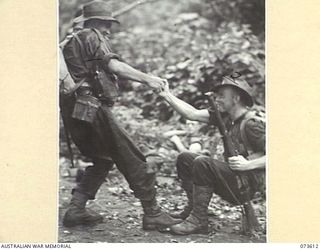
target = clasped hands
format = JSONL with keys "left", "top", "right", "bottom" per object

{"left": 146, "top": 76, "right": 170, "bottom": 96}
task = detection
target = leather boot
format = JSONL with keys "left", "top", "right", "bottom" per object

{"left": 170, "top": 182, "right": 193, "bottom": 219}
{"left": 170, "top": 185, "right": 214, "bottom": 235}
{"left": 141, "top": 198, "right": 182, "bottom": 231}
{"left": 63, "top": 192, "right": 103, "bottom": 227}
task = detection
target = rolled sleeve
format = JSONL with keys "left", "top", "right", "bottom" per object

{"left": 102, "top": 52, "right": 120, "bottom": 65}
{"left": 85, "top": 30, "right": 121, "bottom": 67}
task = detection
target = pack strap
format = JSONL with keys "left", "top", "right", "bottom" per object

{"left": 92, "top": 28, "right": 112, "bottom": 52}
{"left": 74, "top": 30, "right": 104, "bottom": 73}
{"left": 74, "top": 33, "right": 89, "bottom": 68}
{"left": 240, "top": 112, "right": 253, "bottom": 154}
{"left": 71, "top": 33, "right": 93, "bottom": 92}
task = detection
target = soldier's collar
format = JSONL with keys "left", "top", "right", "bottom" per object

{"left": 231, "top": 110, "right": 249, "bottom": 125}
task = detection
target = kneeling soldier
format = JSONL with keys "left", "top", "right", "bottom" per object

{"left": 159, "top": 75, "right": 266, "bottom": 235}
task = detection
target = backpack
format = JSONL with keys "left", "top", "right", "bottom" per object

{"left": 239, "top": 109, "right": 266, "bottom": 195}
{"left": 239, "top": 109, "right": 266, "bottom": 158}
{"left": 59, "top": 35, "right": 86, "bottom": 96}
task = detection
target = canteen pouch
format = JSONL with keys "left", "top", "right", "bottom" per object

{"left": 72, "top": 95, "right": 101, "bottom": 124}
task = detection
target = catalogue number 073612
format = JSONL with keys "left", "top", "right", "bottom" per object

{"left": 300, "top": 244, "right": 319, "bottom": 249}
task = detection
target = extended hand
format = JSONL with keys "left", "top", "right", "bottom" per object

{"left": 228, "top": 155, "right": 251, "bottom": 171}
{"left": 147, "top": 76, "right": 167, "bottom": 92}
{"left": 158, "top": 79, "right": 170, "bottom": 97}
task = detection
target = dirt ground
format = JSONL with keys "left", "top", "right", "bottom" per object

{"left": 58, "top": 160, "right": 266, "bottom": 243}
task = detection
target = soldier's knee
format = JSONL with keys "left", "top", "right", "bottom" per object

{"left": 176, "top": 152, "right": 194, "bottom": 173}
{"left": 177, "top": 152, "right": 193, "bottom": 164}
{"left": 92, "top": 158, "right": 114, "bottom": 175}
{"left": 192, "top": 156, "right": 211, "bottom": 175}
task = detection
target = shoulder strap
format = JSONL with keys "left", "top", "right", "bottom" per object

{"left": 91, "top": 28, "right": 104, "bottom": 42}
{"left": 240, "top": 112, "right": 252, "bottom": 153}
{"left": 59, "top": 34, "right": 73, "bottom": 50}
{"left": 91, "top": 28, "right": 112, "bottom": 59}
{"left": 75, "top": 30, "right": 104, "bottom": 68}
{"left": 73, "top": 33, "right": 89, "bottom": 66}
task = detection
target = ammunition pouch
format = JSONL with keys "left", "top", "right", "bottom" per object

{"left": 93, "top": 67, "right": 119, "bottom": 100}
{"left": 72, "top": 95, "right": 101, "bottom": 124}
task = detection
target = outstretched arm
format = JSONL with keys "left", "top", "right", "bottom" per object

{"left": 108, "top": 59, "right": 165, "bottom": 90}
{"left": 159, "top": 83, "right": 210, "bottom": 123}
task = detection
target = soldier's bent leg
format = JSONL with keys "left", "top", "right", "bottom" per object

{"left": 171, "top": 152, "right": 199, "bottom": 219}
{"left": 171, "top": 156, "right": 214, "bottom": 235}
{"left": 176, "top": 152, "right": 199, "bottom": 185}
{"left": 170, "top": 184, "right": 214, "bottom": 235}
{"left": 63, "top": 158, "right": 113, "bottom": 227}
{"left": 185, "top": 157, "right": 255, "bottom": 235}
{"left": 100, "top": 109, "right": 181, "bottom": 230}
{"left": 192, "top": 156, "right": 242, "bottom": 204}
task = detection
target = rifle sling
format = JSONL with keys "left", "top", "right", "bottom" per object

{"left": 73, "top": 33, "right": 94, "bottom": 92}
{"left": 60, "top": 112, "right": 75, "bottom": 169}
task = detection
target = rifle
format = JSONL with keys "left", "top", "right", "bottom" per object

{"left": 205, "top": 92, "right": 260, "bottom": 235}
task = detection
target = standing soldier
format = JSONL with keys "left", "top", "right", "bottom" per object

{"left": 60, "top": 0, "right": 181, "bottom": 230}
{"left": 159, "top": 74, "right": 266, "bottom": 235}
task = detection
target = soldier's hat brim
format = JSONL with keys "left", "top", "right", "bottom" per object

{"left": 73, "top": 1, "right": 120, "bottom": 25}
{"left": 213, "top": 76, "right": 254, "bottom": 107}
{"left": 73, "top": 15, "right": 120, "bottom": 24}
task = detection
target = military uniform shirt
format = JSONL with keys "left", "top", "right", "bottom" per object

{"left": 208, "top": 110, "right": 265, "bottom": 157}
{"left": 63, "top": 28, "right": 120, "bottom": 83}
